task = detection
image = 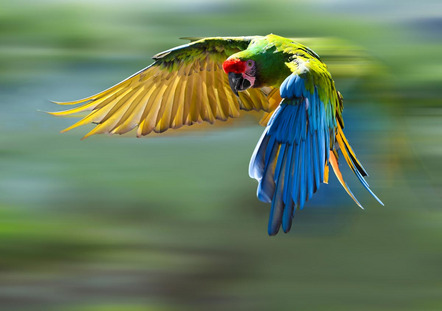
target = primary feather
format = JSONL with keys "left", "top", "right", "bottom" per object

{"left": 51, "top": 34, "right": 383, "bottom": 235}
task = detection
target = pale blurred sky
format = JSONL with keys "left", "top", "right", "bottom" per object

{"left": 13, "top": 0, "right": 442, "bottom": 25}
{"left": 313, "top": 0, "right": 442, "bottom": 20}
{"left": 18, "top": 0, "right": 442, "bottom": 21}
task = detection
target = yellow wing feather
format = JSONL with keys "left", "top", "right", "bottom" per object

{"left": 258, "top": 89, "right": 282, "bottom": 126}
{"left": 51, "top": 37, "right": 283, "bottom": 139}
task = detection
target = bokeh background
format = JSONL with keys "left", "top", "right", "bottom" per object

{"left": 1, "top": 0, "right": 441, "bottom": 310}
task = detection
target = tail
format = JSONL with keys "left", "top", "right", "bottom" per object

{"left": 331, "top": 123, "right": 384, "bottom": 207}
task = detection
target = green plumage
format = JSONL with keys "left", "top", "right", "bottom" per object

{"left": 229, "top": 34, "right": 342, "bottom": 127}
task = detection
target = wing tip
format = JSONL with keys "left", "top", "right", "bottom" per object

{"left": 81, "top": 132, "right": 94, "bottom": 140}
{"left": 50, "top": 99, "right": 92, "bottom": 106}
{"left": 47, "top": 111, "right": 67, "bottom": 117}
{"left": 60, "top": 121, "right": 84, "bottom": 134}
{"left": 51, "top": 100, "right": 68, "bottom": 105}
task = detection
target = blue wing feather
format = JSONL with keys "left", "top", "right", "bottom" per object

{"left": 249, "top": 130, "right": 270, "bottom": 180}
{"left": 249, "top": 67, "right": 382, "bottom": 235}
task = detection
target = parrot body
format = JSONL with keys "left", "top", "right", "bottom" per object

{"left": 51, "top": 34, "right": 383, "bottom": 235}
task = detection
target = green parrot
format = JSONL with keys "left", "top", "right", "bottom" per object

{"left": 51, "top": 34, "right": 383, "bottom": 235}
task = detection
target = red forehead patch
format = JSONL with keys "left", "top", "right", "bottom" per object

{"left": 222, "top": 58, "right": 246, "bottom": 74}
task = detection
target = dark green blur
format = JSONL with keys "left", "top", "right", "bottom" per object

{"left": 0, "top": 0, "right": 441, "bottom": 310}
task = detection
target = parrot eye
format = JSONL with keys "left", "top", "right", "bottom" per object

{"left": 247, "top": 60, "right": 254, "bottom": 68}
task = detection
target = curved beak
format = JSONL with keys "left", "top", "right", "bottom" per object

{"left": 228, "top": 72, "right": 252, "bottom": 96}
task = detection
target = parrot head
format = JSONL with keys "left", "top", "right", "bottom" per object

{"left": 223, "top": 58, "right": 256, "bottom": 96}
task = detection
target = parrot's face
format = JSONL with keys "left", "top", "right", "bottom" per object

{"left": 222, "top": 58, "right": 256, "bottom": 96}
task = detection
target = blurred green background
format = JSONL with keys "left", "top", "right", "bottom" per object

{"left": 0, "top": 0, "right": 441, "bottom": 310}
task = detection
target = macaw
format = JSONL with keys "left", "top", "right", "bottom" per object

{"left": 51, "top": 34, "right": 383, "bottom": 235}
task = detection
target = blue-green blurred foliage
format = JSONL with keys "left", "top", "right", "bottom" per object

{"left": 0, "top": 0, "right": 441, "bottom": 310}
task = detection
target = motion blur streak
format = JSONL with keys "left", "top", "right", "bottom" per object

{"left": 0, "top": 0, "right": 441, "bottom": 310}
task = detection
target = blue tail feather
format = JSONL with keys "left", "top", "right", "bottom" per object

{"left": 274, "top": 144, "right": 286, "bottom": 183}
{"left": 268, "top": 144, "right": 288, "bottom": 235}
{"left": 283, "top": 144, "right": 294, "bottom": 205}
{"left": 282, "top": 199, "right": 294, "bottom": 233}
{"left": 307, "top": 138, "right": 315, "bottom": 200}
{"left": 312, "top": 133, "right": 321, "bottom": 191}
{"left": 299, "top": 139, "right": 306, "bottom": 209}
{"left": 353, "top": 166, "right": 384, "bottom": 206}
{"left": 291, "top": 141, "right": 302, "bottom": 205}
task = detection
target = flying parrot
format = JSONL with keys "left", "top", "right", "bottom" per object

{"left": 51, "top": 34, "right": 383, "bottom": 235}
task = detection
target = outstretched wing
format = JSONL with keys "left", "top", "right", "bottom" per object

{"left": 50, "top": 36, "right": 275, "bottom": 139}
{"left": 249, "top": 52, "right": 382, "bottom": 235}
